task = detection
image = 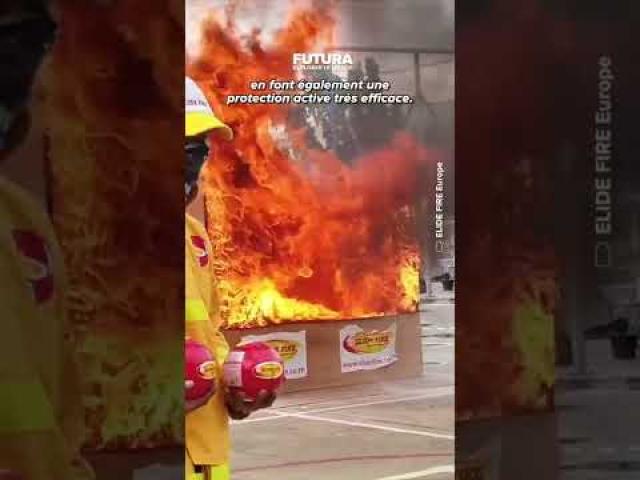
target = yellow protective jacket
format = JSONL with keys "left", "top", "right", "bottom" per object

{"left": 0, "top": 177, "right": 92, "bottom": 479}
{"left": 185, "top": 214, "right": 230, "bottom": 466}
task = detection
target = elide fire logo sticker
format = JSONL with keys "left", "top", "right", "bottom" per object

{"left": 191, "top": 235, "right": 209, "bottom": 267}
{"left": 197, "top": 360, "right": 217, "bottom": 380}
{"left": 254, "top": 361, "right": 284, "bottom": 380}
{"left": 264, "top": 339, "right": 300, "bottom": 361}
{"left": 12, "top": 230, "right": 54, "bottom": 303}
{"left": 342, "top": 329, "right": 393, "bottom": 355}
{"left": 339, "top": 323, "right": 398, "bottom": 373}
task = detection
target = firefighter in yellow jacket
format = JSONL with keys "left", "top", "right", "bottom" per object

{"left": 0, "top": 1, "right": 92, "bottom": 479}
{"left": 185, "top": 77, "right": 275, "bottom": 480}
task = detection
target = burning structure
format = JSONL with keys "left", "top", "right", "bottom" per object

{"left": 41, "top": 0, "right": 433, "bottom": 450}
{"left": 188, "top": 3, "right": 432, "bottom": 329}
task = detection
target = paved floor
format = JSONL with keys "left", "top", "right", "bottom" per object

{"left": 230, "top": 302, "right": 455, "bottom": 480}
{"left": 557, "top": 339, "right": 640, "bottom": 480}
{"left": 93, "top": 302, "right": 454, "bottom": 480}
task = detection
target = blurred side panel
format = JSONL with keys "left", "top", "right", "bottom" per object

{"left": 42, "top": 0, "right": 183, "bottom": 478}
{"left": 456, "top": 1, "right": 640, "bottom": 479}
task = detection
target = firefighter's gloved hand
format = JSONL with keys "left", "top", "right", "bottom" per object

{"left": 185, "top": 380, "right": 216, "bottom": 413}
{"left": 224, "top": 389, "right": 276, "bottom": 420}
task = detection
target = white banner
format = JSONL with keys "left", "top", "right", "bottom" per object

{"left": 240, "top": 330, "right": 308, "bottom": 379}
{"left": 339, "top": 323, "right": 398, "bottom": 373}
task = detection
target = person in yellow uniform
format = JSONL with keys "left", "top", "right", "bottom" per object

{"left": 185, "top": 77, "right": 276, "bottom": 480}
{"left": 0, "top": 1, "right": 93, "bottom": 479}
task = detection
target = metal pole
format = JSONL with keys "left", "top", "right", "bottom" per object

{"left": 569, "top": 269, "right": 587, "bottom": 375}
{"left": 557, "top": 144, "right": 587, "bottom": 375}
{"left": 333, "top": 46, "right": 454, "bottom": 55}
{"left": 414, "top": 52, "right": 421, "bottom": 99}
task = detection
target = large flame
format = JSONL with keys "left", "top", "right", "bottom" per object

{"left": 44, "top": 0, "right": 183, "bottom": 449}
{"left": 188, "top": 4, "right": 429, "bottom": 328}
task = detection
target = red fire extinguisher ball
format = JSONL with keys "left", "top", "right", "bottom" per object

{"left": 185, "top": 339, "right": 217, "bottom": 401}
{"left": 223, "top": 341, "right": 285, "bottom": 400}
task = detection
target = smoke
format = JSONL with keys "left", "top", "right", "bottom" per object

{"left": 187, "top": 0, "right": 316, "bottom": 57}
{"left": 439, "top": 0, "right": 455, "bottom": 26}
{"left": 187, "top": 0, "right": 454, "bottom": 53}
{"left": 337, "top": 0, "right": 453, "bottom": 49}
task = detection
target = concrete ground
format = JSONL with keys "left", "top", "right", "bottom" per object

{"left": 557, "top": 339, "right": 640, "bottom": 480}
{"left": 93, "top": 301, "right": 454, "bottom": 480}
{"left": 229, "top": 301, "right": 454, "bottom": 480}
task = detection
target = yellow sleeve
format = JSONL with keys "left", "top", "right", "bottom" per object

{"left": 0, "top": 253, "right": 82, "bottom": 479}
{"left": 185, "top": 215, "right": 232, "bottom": 465}
{"left": 185, "top": 215, "right": 229, "bottom": 368}
{"left": 185, "top": 259, "right": 229, "bottom": 375}
{"left": 0, "top": 179, "right": 93, "bottom": 479}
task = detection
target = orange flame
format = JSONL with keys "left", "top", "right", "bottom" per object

{"left": 188, "top": 5, "right": 430, "bottom": 328}
{"left": 44, "top": 0, "right": 183, "bottom": 449}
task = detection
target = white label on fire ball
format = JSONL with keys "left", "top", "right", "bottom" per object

{"left": 224, "top": 351, "right": 245, "bottom": 387}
